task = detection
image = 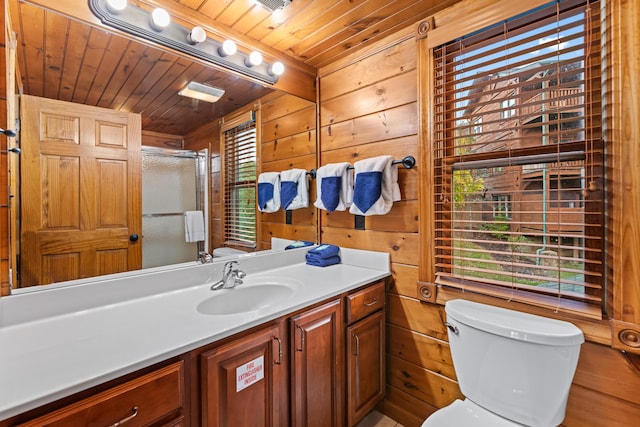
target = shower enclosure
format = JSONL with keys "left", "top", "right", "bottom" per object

{"left": 141, "top": 147, "right": 208, "bottom": 269}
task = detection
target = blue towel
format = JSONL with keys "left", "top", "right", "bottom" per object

{"left": 353, "top": 171, "right": 382, "bottom": 213}
{"left": 280, "top": 181, "right": 298, "bottom": 210}
{"left": 258, "top": 182, "right": 274, "bottom": 210}
{"left": 307, "top": 244, "right": 340, "bottom": 259}
{"left": 284, "top": 240, "right": 314, "bottom": 250}
{"left": 313, "top": 162, "right": 353, "bottom": 212}
{"left": 349, "top": 156, "right": 401, "bottom": 216}
{"left": 320, "top": 176, "right": 342, "bottom": 212}
{"left": 280, "top": 169, "right": 309, "bottom": 210}
{"left": 257, "top": 172, "right": 280, "bottom": 213}
{"left": 306, "top": 254, "right": 341, "bottom": 267}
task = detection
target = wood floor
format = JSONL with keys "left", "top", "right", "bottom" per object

{"left": 356, "top": 410, "right": 405, "bottom": 427}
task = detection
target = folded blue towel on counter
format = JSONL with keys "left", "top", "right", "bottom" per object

{"left": 307, "top": 244, "right": 340, "bottom": 259}
{"left": 306, "top": 254, "right": 341, "bottom": 267}
{"left": 284, "top": 240, "right": 314, "bottom": 250}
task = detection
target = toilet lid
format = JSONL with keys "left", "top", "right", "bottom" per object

{"left": 422, "top": 399, "right": 524, "bottom": 427}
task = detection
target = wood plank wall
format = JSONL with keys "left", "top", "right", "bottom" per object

{"left": 258, "top": 91, "right": 317, "bottom": 248}
{"left": 317, "top": 1, "right": 640, "bottom": 425}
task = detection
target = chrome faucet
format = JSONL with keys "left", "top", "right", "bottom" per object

{"left": 198, "top": 251, "right": 214, "bottom": 264}
{"left": 210, "top": 260, "right": 246, "bottom": 290}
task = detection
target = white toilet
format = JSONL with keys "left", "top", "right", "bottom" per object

{"left": 422, "top": 299, "right": 584, "bottom": 427}
{"left": 212, "top": 247, "right": 247, "bottom": 257}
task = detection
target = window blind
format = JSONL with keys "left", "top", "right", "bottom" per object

{"left": 223, "top": 118, "right": 257, "bottom": 248}
{"left": 432, "top": 0, "right": 604, "bottom": 317}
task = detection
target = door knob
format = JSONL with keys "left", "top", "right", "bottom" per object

{"left": 129, "top": 234, "right": 139, "bottom": 242}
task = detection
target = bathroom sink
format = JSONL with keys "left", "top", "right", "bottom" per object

{"left": 197, "top": 278, "right": 301, "bottom": 315}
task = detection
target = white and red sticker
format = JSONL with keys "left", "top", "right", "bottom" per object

{"left": 236, "top": 355, "right": 264, "bottom": 392}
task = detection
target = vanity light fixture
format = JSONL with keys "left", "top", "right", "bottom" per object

{"left": 269, "top": 61, "right": 285, "bottom": 76}
{"left": 105, "top": 0, "right": 127, "bottom": 13}
{"left": 246, "top": 51, "right": 263, "bottom": 67}
{"left": 187, "top": 26, "right": 206, "bottom": 44}
{"left": 179, "top": 82, "right": 225, "bottom": 103}
{"left": 150, "top": 8, "right": 170, "bottom": 31}
{"left": 88, "top": 0, "right": 284, "bottom": 84}
{"left": 219, "top": 40, "right": 238, "bottom": 57}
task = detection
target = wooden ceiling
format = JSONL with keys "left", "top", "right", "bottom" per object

{"left": 11, "top": 0, "right": 459, "bottom": 136}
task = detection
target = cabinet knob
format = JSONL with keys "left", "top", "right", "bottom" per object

{"left": 129, "top": 234, "right": 139, "bottom": 242}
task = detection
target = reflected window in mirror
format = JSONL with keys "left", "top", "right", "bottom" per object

{"left": 222, "top": 113, "right": 258, "bottom": 249}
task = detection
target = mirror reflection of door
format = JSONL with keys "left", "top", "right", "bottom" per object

{"left": 19, "top": 95, "right": 142, "bottom": 287}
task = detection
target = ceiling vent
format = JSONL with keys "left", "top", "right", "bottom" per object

{"left": 255, "top": 0, "right": 292, "bottom": 12}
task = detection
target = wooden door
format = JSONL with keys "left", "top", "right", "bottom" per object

{"left": 290, "top": 299, "right": 343, "bottom": 427}
{"left": 201, "top": 322, "right": 287, "bottom": 427}
{"left": 346, "top": 311, "right": 385, "bottom": 426}
{"left": 20, "top": 95, "right": 141, "bottom": 286}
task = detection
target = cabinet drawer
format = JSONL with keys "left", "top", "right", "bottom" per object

{"left": 18, "top": 361, "right": 184, "bottom": 427}
{"left": 346, "top": 281, "right": 385, "bottom": 324}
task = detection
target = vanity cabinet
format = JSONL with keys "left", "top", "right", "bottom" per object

{"left": 290, "top": 299, "right": 344, "bottom": 427}
{"left": 3, "top": 279, "right": 387, "bottom": 427}
{"left": 200, "top": 321, "right": 287, "bottom": 427}
{"left": 345, "top": 281, "right": 386, "bottom": 426}
{"left": 14, "top": 361, "right": 185, "bottom": 427}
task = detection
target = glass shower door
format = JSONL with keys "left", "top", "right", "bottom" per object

{"left": 142, "top": 147, "right": 207, "bottom": 269}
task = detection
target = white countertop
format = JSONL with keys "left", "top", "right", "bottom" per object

{"left": 0, "top": 246, "right": 390, "bottom": 420}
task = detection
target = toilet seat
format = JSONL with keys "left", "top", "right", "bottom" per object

{"left": 422, "top": 399, "right": 525, "bottom": 427}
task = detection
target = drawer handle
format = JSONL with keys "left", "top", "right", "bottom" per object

{"left": 109, "top": 406, "right": 138, "bottom": 427}
{"left": 353, "top": 334, "right": 360, "bottom": 356}
{"left": 273, "top": 336, "right": 283, "bottom": 365}
{"left": 363, "top": 298, "right": 379, "bottom": 307}
{"left": 296, "top": 325, "right": 305, "bottom": 352}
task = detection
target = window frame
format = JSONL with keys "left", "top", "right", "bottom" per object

{"left": 221, "top": 111, "right": 258, "bottom": 249}
{"left": 420, "top": 0, "right": 605, "bottom": 319}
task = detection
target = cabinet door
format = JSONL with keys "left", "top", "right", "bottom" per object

{"left": 346, "top": 311, "right": 385, "bottom": 427}
{"left": 290, "top": 299, "right": 343, "bottom": 427}
{"left": 201, "top": 322, "right": 287, "bottom": 427}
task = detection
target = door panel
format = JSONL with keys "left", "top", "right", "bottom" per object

{"left": 20, "top": 95, "right": 141, "bottom": 286}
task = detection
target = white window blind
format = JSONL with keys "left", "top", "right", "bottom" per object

{"left": 432, "top": 0, "right": 604, "bottom": 318}
{"left": 223, "top": 118, "right": 257, "bottom": 248}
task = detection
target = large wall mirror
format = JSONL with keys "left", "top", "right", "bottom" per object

{"left": 6, "top": 0, "right": 317, "bottom": 294}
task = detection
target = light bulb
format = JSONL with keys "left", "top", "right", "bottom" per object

{"left": 187, "top": 26, "right": 206, "bottom": 44}
{"left": 269, "top": 61, "right": 285, "bottom": 76}
{"left": 219, "top": 40, "right": 237, "bottom": 56}
{"left": 247, "top": 51, "right": 263, "bottom": 67}
{"left": 150, "top": 8, "right": 170, "bottom": 31}
{"left": 105, "top": 0, "right": 127, "bottom": 13}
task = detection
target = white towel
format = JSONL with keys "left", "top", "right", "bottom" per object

{"left": 349, "top": 155, "right": 401, "bottom": 216}
{"left": 257, "top": 172, "right": 281, "bottom": 213}
{"left": 313, "top": 162, "right": 353, "bottom": 212}
{"left": 184, "top": 210, "right": 205, "bottom": 242}
{"left": 280, "top": 168, "right": 309, "bottom": 210}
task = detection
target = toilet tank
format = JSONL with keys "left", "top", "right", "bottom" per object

{"left": 445, "top": 300, "right": 584, "bottom": 427}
